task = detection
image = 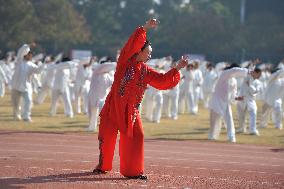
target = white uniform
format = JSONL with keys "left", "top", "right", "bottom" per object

{"left": 35, "top": 62, "right": 55, "bottom": 104}
{"left": 163, "top": 83, "right": 180, "bottom": 119}
{"left": 145, "top": 86, "right": 163, "bottom": 123}
{"left": 11, "top": 44, "right": 45, "bottom": 121}
{"left": 192, "top": 69, "right": 203, "bottom": 114}
{"left": 179, "top": 69, "right": 195, "bottom": 114}
{"left": 237, "top": 76, "right": 262, "bottom": 134}
{"left": 49, "top": 61, "right": 76, "bottom": 118}
{"left": 260, "top": 69, "right": 284, "bottom": 129}
{"left": 0, "top": 63, "right": 8, "bottom": 97}
{"left": 74, "top": 64, "right": 92, "bottom": 114}
{"left": 87, "top": 63, "right": 115, "bottom": 131}
{"left": 202, "top": 69, "right": 218, "bottom": 108}
{"left": 208, "top": 67, "right": 248, "bottom": 142}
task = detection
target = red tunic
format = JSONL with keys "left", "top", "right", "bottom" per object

{"left": 100, "top": 27, "right": 180, "bottom": 137}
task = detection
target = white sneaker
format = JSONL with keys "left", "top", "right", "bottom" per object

{"left": 236, "top": 127, "right": 246, "bottom": 133}
{"left": 14, "top": 115, "right": 22, "bottom": 121}
{"left": 249, "top": 130, "right": 260, "bottom": 136}
{"left": 228, "top": 137, "right": 236, "bottom": 143}
{"left": 23, "top": 118, "right": 32, "bottom": 122}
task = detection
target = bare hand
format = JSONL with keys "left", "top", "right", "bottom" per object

{"left": 235, "top": 96, "right": 244, "bottom": 101}
{"left": 175, "top": 56, "right": 189, "bottom": 71}
{"left": 143, "top": 18, "right": 159, "bottom": 31}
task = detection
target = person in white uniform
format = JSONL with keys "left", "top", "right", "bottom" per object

{"left": 236, "top": 68, "right": 262, "bottom": 135}
{"left": 179, "top": 63, "right": 195, "bottom": 114}
{"left": 87, "top": 61, "right": 116, "bottom": 131}
{"left": 74, "top": 59, "right": 92, "bottom": 114}
{"left": 163, "top": 61, "right": 180, "bottom": 120}
{"left": 11, "top": 44, "right": 45, "bottom": 121}
{"left": 49, "top": 58, "right": 77, "bottom": 118}
{"left": 202, "top": 63, "right": 218, "bottom": 108}
{"left": 0, "top": 62, "right": 8, "bottom": 97}
{"left": 35, "top": 56, "right": 56, "bottom": 104}
{"left": 208, "top": 64, "right": 249, "bottom": 143}
{"left": 192, "top": 61, "right": 203, "bottom": 114}
{"left": 260, "top": 68, "right": 284, "bottom": 130}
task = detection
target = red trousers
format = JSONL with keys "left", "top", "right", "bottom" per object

{"left": 96, "top": 114, "right": 144, "bottom": 177}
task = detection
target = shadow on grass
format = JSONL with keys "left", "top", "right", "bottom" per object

{"left": 41, "top": 125, "right": 87, "bottom": 129}
{"left": 0, "top": 171, "right": 129, "bottom": 189}
{"left": 151, "top": 131, "right": 206, "bottom": 136}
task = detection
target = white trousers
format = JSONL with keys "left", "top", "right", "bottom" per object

{"left": 0, "top": 82, "right": 5, "bottom": 97}
{"left": 260, "top": 102, "right": 283, "bottom": 129}
{"left": 152, "top": 93, "right": 163, "bottom": 123}
{"left": 74, "top": 87, "right": 88, "bottom": 114}
{"left": 179, "top": 92, "right": 194, "bottom": 114}
{"left": 11, "top": 89, "right": 32, "bottom": 120}
{"left": 50, "top": 88, "right": 73, "bottom": 117}
{"left": 163, "top": 93, "right": 179, "bottom": 119}
{"left": 208, "top": 106, "right": 236, "bottom": 142}
{"left": 237, "top": 102, "right": 258, "bottom": 133}
{"left": 88, "top": 100, "right": 104, "bottom": 131}
{"left": 203, "top": 91, "right": 212, "bottom": 108}
{"left": 35, "top": 85, "right": 51, "bottom": 104}
{"left": 145, "top": 93, "right": 163, "bottom": 123}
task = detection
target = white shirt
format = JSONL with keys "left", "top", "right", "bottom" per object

{"left": 11, "top": 60, "right": 45, "bottom": 92}
{"left": 209, "top": 67, "right": 248, "bottom": 117}
{"left": 264, "top": 69, "right": 284, "bottom": 106}
{"left": 203, "top": 69, "right": 218, "bottom": 93}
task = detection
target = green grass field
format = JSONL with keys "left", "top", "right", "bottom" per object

{"left": 0, "top": 91, "right": 283, "bottom": 147}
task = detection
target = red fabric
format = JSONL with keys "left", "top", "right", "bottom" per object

{"left": 97, "top": 26, "right": 181, "bottom": 176}
{"left": 97, "top": 113, "right": 144, "bottom": 176}
{"left": 100, "top": 27, "right": 180, "bottom": 138}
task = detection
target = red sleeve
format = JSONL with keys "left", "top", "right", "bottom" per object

{"left": 117, "top": 27, "right": 147, "bottom": 69}
{"left": 145, "top": 66, "right": 181, "bottom": 90}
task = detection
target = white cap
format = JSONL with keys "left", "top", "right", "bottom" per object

{"left": 17, "top": 44, "right": 30, "bottom": 61}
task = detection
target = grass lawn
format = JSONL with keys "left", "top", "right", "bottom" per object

{"left": 0, "top": 91, "right": 283, "bottom": 147}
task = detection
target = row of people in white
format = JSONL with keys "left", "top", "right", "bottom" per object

{"left": 2, "top": 44, "right": 283, "bottom": 140}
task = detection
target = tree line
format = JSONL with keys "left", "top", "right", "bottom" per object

{"left": 0, "top": 0, "right": 283, "bottom": 63}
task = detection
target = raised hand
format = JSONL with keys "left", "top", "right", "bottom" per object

{"left": 143, "top": 18, "right": 159, "bottom": 31}
{"left": 175, "top": 56, "right": 189, "bottom": 71}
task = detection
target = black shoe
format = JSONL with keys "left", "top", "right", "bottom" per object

{"left": 92, "top": 168, "right": 106, "bottom": 174}
{"left": 127, "top": 174, "right": 148, "bottom": 180}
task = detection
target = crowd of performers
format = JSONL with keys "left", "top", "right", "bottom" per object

{"left": 0, "top": 18, "right": 284, "bottom": 179}
{"left": 0, "top": 44, "right": 283, "bottom": 141}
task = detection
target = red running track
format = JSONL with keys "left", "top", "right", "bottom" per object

{"left": 0, "top": 131, "right": 283, "bottom": 189}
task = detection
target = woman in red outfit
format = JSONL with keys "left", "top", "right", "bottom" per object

{"left": 93, "top": 19, "right": 189, "bottom": 180}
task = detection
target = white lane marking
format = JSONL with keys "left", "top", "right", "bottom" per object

{"left": 80, "top": 169, "right": 90, "bottom": 172}
{"left": 1, "top": 140, "right": 283, "bottom": 162}
{"left": 61, "top": 169, "right": 72, "bottom": 171}
{"left": 63, "top": 160, "right": 74, "bottom": 162}
{"left": 0, "top": 177, "right": 16, "bottom": 179}
{"left": 29, "top": 166, "right": 39, "bottom": 169}
{"left": 231, "top": 170, "right": 240, "bottom": 172}
{"left": 1, "top": 165, "right": 282, "bottom": 186}
{"left": 2, "top": 156, "right": 282, "bottom": 176}
{"left": 140, "top": 185, "right": 148, "bottom": 187}
{"left": 4, "top": 165, "right": 15, "bottom": 168}
{"left": 165, "top": 165, "right": 176, "bottom": 168}
{"left": 46, "top": 168, "right": 54, "bottom": 170}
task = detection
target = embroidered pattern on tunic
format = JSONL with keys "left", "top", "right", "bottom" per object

{"left": 119, "top": 66, "right": 135, "bottom": 96}
{"left": 135, "top": 65, "right": 148, "bottom": 109}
